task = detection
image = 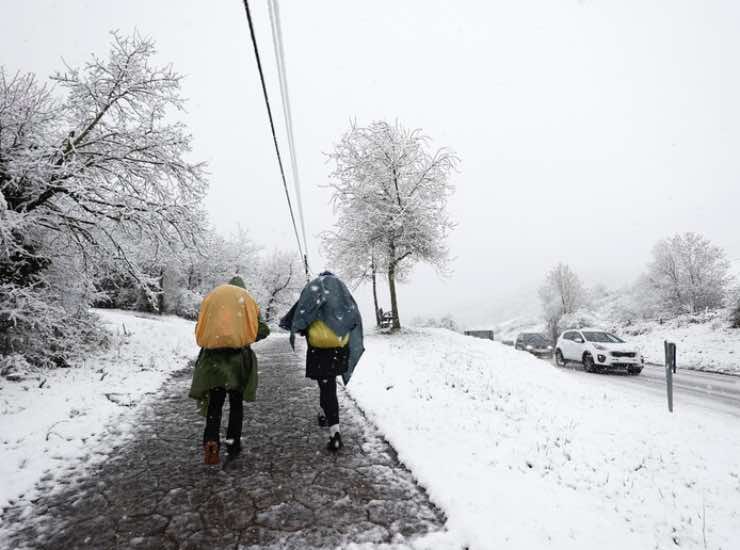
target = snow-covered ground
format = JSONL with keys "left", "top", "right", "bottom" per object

{"left": 0, "top": 309, "right": 197, "bottom": 513}
{"left": 621, "top": 313, "right": 740, "bottom": 374}
{"left": 347, "top": 328, "right": 740, "bottom": 550}
{"left": 5, "top": 309, "right": 739, "bottom": 549}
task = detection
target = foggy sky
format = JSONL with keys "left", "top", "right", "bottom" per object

{"left": 3, "top": 0, "right": 740, "bottom": 327}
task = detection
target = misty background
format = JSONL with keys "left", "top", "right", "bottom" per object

{"left": 3, "top": 0, "right": 739, "bottom": 327}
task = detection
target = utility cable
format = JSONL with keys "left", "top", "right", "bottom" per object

{"left": 267, "top": 0, "right": 310, "bottom": 275}
{"left": 241, "top": 0, "right": 306, "bottom": 270}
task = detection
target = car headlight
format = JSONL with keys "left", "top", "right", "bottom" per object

{"left": 594, "top": 344, "right": 607, "bottom": 351}
{"left": 526, "top": 345, "right": 533, "bottom": 350}
{"left": 547, "top": 345, "right": 553, "bottom": 350}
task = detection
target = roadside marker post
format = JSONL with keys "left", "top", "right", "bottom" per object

{"left": 664, "top": 341, "right": 677, "bottom": 412}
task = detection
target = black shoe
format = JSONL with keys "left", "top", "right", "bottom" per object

{"left": 327, "top": 432, "right": 343, "bottom": 452}
{"left": 317, "top": 413, "right": 329, "bottom": 427}
{"left": 226, "top": 440, "right": 241, "bottom": 458}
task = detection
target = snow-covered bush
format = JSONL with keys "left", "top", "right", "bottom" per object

{"left": 559, "top": 308, "right": 609, "bottom": 331}
{"left": 0, "top": 283, "right": 109, "bottom": 374}
{"left": 732, "top": 303, "right": 740, "bottom": 329}
{"left": 0, "top": 353, "right": 35, "bottom": 382}
{"left": 172, "top": 289, "right": 202, "bottom": 321}
{"left": 411, "top": 314, "right": 461, "bottom": 332}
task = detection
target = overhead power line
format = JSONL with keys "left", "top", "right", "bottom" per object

{"left": 267, "top": 0, "right": 310, "bottom": 275}
{"left": 241, "top": 0, "right": 306, "bottom": 273}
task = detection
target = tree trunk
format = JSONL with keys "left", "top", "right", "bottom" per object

{"left": 371, "top": 255, "right": 381, "bottom": 327}
{"left": 265, "top": 295, "right": 275, "bottom": 323}
{"left": 388, "top": 261, "right": 401, "bottom": 331}
{"left": 187, "top": 265, "right": 196, "bottom": 290}
{"left": 547, "top": 316, "right": 560, "bottom": 345}
{"left": 157, "top": 267, "right": 165, "bottom": 314}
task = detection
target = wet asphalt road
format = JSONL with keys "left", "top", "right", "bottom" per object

{"left": 535, "top": 353, "right": 740, "bottom": 417}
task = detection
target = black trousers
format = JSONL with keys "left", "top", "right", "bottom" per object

{"left": 203, "top": 388, "right": 243, "bottom": 448}
{"left": 318, "top": 377, "right": 339, "bottom": 426}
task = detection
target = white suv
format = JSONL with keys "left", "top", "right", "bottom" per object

{"left": 555, "top": 328, "right": 644, "bottom": 374}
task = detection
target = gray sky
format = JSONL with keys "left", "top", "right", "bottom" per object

{"left": 4, "top": 0, "right": 740, "bottom": 326}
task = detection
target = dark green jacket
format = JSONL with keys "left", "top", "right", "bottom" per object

{"left": 189, "top": 312, "right": 270, "bottom": 416}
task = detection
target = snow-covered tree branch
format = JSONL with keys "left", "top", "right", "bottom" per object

{"left": 0, "top": 32, "right": 207, "bottom": 370}
{"left": 644, "top": 232, "right": 731, "bottom": 315}
{"left": 323, "top": 120, "right": 458, "bottom": 330}
{"left": 539, "top": 263, "right": 587, "bottom": 342}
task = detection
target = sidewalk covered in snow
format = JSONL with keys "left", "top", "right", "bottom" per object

{"left": 0, "top": 336, "right": 450, "bottom": 550}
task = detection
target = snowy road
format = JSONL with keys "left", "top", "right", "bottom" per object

{"left": 551, "top": 358, "right": 740, "bottom": 417}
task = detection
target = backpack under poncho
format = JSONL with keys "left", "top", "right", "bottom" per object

{"left": 195, "top": 283, "right": 260, "bottom": 349}
{"left": 307, "top": 320, "right": 349, "bottom": 348}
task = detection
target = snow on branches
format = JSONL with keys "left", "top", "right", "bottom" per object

{"left": 645, "top": 232, "right": 732, "bottom": 315}
{"left": 0, "top": 32, "right": 207, "bottom": 369}
{"left": 539, "top": 263, "right": 588, "bottom": 342}
{"left": 323, "top": 120, "right": 458, "bottom": 330}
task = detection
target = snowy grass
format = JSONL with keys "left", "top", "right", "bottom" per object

{"left": 347, "top": 328, "right": 740, "bottom": 550}
{"left": 622, "top": 313, "right": 740, "bottom": 375}
{"left": 0, "top": 309, "right": 197, "bottom": 515}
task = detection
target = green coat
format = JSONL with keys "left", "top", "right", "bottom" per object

{"left": 189, "top": 320, "right": 270, "bottom": 416}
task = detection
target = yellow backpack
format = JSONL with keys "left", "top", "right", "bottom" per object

{"left": 195, "top": 284, "right": 260, "bottom": 349}
{"left": 307, "top": 320, "right": 349, "bottom": 349}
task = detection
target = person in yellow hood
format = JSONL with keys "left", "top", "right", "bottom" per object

{"left": 189, "top": 276, "right": 269, "bottom": 465}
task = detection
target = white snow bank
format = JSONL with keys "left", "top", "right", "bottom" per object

{"left": 622, "top": 313, "right": 740, "bottom": 375}
{"left": 347, "top": 328, "right": 740, "bottom": 550}
{"left": 0, "top": 309, "right": 197, "bottom": 513}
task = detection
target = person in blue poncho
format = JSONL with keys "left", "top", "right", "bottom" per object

{"left": 280, "top": 271, "right": 364, "bottom": 451}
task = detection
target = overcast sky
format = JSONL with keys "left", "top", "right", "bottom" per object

{"left": 4, "top": 1, "right": 740, "bottom": 326}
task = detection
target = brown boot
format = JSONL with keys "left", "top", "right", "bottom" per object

{"left": 204, "top": 440, "right": 219, "bottom": 465}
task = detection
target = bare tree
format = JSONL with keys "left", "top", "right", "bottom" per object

{"left": 539, "top": 263, "right": 586, "bottom": 342}
{"left": 325, "top": 121, "right": 458, "bottom": 330}
{"left": 645, "top": 232, "right": 731, "bottom": 315}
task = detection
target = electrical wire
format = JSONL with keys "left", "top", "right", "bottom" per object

{"left": 267, "top": 0, "right": 310, "bottom": 275}
{"left": 241, "top": 0, "right": 306, "bottom": 270}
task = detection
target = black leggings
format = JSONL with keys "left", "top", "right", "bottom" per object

{"left": 203, "top": 388, "right": 243, "bottom": 446}
{"left": 318, "top": 377, "right": 339, "bottom": 426}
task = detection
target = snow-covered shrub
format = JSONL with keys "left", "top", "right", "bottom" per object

{"left": 728, "top": 286, "right": 740, "bottom": 328}
{"left": 173, "top": 289, "right": 202, "bottom": 321}
{"left": 411, "top": 314, "right": 461, "bottom": 333}
{"left": 732, "top": 303, "right": 740, "bottom": 329}
{"left": 0, "top": 353, "right": 35, "bottom": 381}
{"left": 0, "top": 284, "right": 109, "bottom": 373}
{"left": 559, "top": 308, "right": 607, "bottom": 331}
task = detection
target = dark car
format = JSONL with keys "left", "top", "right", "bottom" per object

{"left": 514, "top": 333, "right": 553, "bottom": 358}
